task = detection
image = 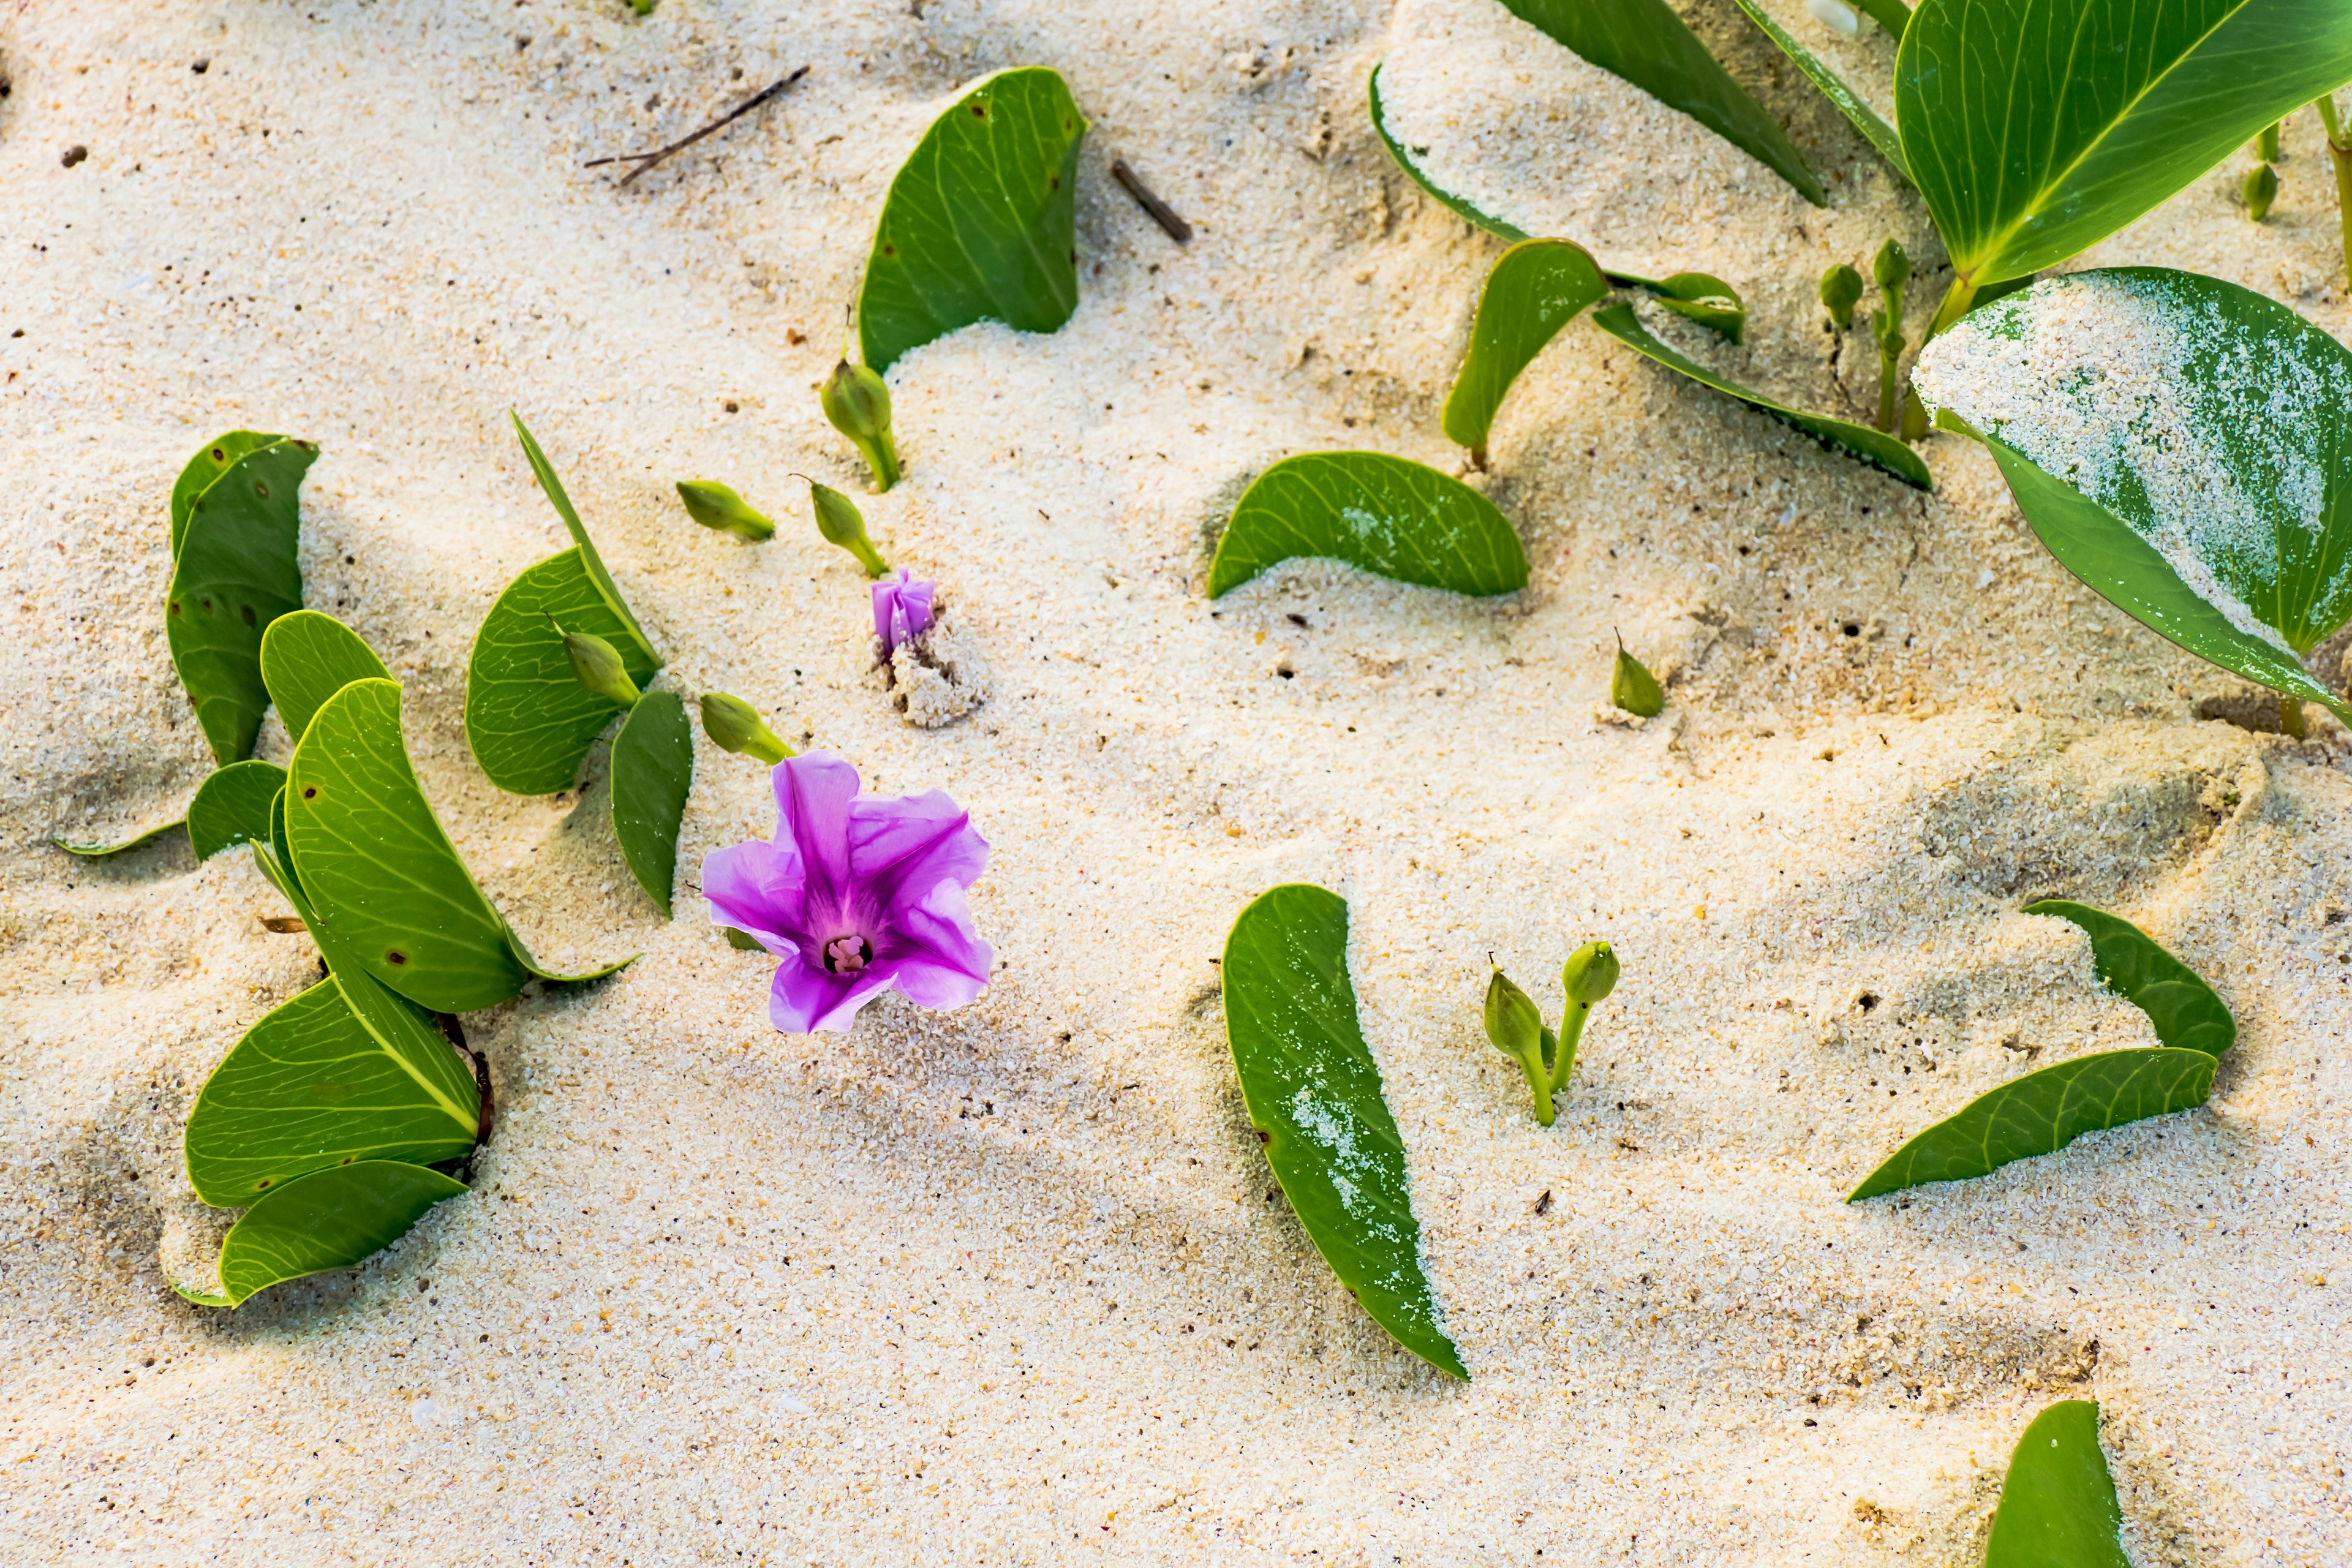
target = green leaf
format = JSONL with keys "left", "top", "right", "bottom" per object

{"left": 1916, "top": 269, "right": 2352, "bottom": 717}
{"left": 56, "top": 820, "right": 185, "bottom": 857}
{"left": 184, "top": 978, "right": 478, "bottom": 1207}
{"left": 1896, "top": 0, "right": 2352, "bottom": 285}
{"left": 187, "top": 760, "right": 287, "bottom": 860}
{"left": 857, "top": 67, "right": 1090, "bottom": 374}
{"left": 258, "top": 609, "right": 394, "bottom": 744}
{"left": 202, "top": 1160, "right": 467, "bottom": 1308}
{"left": 464, "top": 549, "right": 660, "bottom": 796}
{"left": 1208, "top": 453, "right": 1528, "bottom": 599}
{"left": 610, "top": 691, "right": 693, "bottom": 919}
{"left": 1591, "top": 302, "right": 1934, "bottom": 490}
{"left": 508, "top": 413, "right": 658, "bottom": 665}
{"left": 2024, "top": 900, "right": 2236, "bottom": 1056}
{"left": 1496, "top": 0, "right": 1825, "bottom": 203}
{"left": 1442, "top": 239, "right": 1610, "bottom": 458}
{"left": 1368, "top": 62, "right": 1528, "bottom": 239}
{"left": 1222, "top": 885, "right": 1468, "bottom": 1380}
{"left": 170, "top": 431, "right": 281, "bottom": 560}
{"left": 1853, "top": 0, "right": 1913, "bottom": 36}
{"left": 1726, "top": 0, "right": 1909, "bottom": 178}
{"left": 166, "top": 436, "right": 318, "bottom": 763}
{"left": 1986, "top": 1400, "right": 2131, "bottom": 1568}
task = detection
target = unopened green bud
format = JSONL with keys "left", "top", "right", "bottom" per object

{"left": 1561, "top": 940, "right": 1620, "bottom": 1006}
{"left": 1483, "top": 966, "right": 1556, "bottom": 1126}
{"left": 698, "top": 692, "right": 793, "bottom": 764}
{"left": 805, "top": 477, "right": 889, "bottom": 579}
{"left": 1819, "top": 263, "right": 1863, "bottom": 331}
{"left": 2244, "top": 162, "right": 2278, "bottom": 222}
{"left": 676, "top": 481, "right": 775, "bottom": 541}
{"left": 2255, "top": 121, "right": 2281, "bottom": 164}
{"left": 551, "top": 620, "right": 639, "bottom": 709}
{"left": 821, "top": 360, "right": 902, "bottom": 492}
{"left": 1871, "top": 237, "right": 1910, "bottom": 298}
{"left": 1611, "top": 633, "right": 1665, "bottom": 718}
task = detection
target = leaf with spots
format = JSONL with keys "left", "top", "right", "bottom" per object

{"left": 1223, "top": 884, "right": 1468, "bottom": 1380}
{"left": 165, "top": 434, "right": 318, "bottom": 764}
{"left": 1986, "top": 1400, "right": 2131, "bottom": 1567}
{"left": 1208, "top": 453, "right": 1527, "bottom": 600}
{"left": 610, "top": 690, "right": 694, "bottom": 918}
{"left": 174, "top": 1160, "right": 468, "bottom": 1309}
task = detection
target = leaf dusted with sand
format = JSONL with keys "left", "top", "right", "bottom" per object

{"left": 187, "top": 760, "right": 288, "bottom": 860}
{"left": 259, "top": 609, "right": 393, "bottom": 745}
{"left": 183, "top": 1160, "right": 468, "bottom": 1308}
{"left": 857, "top": 67, "right": 1090, "bottom": 374}
{"left": 1223, "top": 884, "right": 1468, "bottom": 1380}
{"left": 1208, "top": 453, "right": 1526, "bottom": 599}
{"left": 1443, "top": 239, "right": 1610, "bottom": 459}
{"left": 1591, "top": 303, "right": 1933, "bottom": 489}
{"left": 610, "top": 690, "right": 693, "bottom": 918}
{"left": 1986, "top": 1400, "right": 2131, "bottom": 1568}
{"left": 166, "top": 434, "right": 318, "bottom": 763}
{"left": 2023, "top": 900, "right": 2235, "bottom": 1055}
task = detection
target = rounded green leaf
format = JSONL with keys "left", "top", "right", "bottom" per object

{"left": 1208, "top": 453, "right": 1528, "bottom": 599}
{"left": 464, "top": 549, "right": 659, "bottom": 795}
{"left": 1591, "top": 302, "right": 1934, "bottom": 489}
{"left": 858, "top": 67, "right": 1089, "bottom": 374}
{"left": 1223, "top": 885, "right": 1468, "bottom": 1380}
{"left": 187, "top": 760, "right": 288, "bottom": 860}
{"left": 1986, "top": 1401, "right": 2131, "bottom": 1568}
{"left": 610, "top": 691, "right": 693, "bottom": 919}
{"left": 166, "top": 437, "right": 318, "bottom": 764}
{"left": 1896, "top": 0, "right": 2352, "bottom": 285}
{"left": 209, "top": 1160, "right": 467, "bottom": 1308}
{"left": 184, "top": 978, "right": 478, "bottom": 1207}
{"left": 2024, "top": 900, "right": 2235, "bottom": 1056}
{"left": 1442, "top": 240, "right": 1610, "bottom": 457}
{"left": 1916, "top": 269, "right": 2352, "bottom": 716}
{"left": 259, "top": 609, "right": 394, "bottom": 745}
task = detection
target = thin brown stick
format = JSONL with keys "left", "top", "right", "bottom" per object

{"left": 586, "top": 66, "right": 810, "bottom": 188}
{"left": 1110, "top": 158, "right": 1193, "bottom": 243}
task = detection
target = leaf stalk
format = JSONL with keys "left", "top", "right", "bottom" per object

{"left": 2320, "top": 94, "right": 2352, "bottom": 290}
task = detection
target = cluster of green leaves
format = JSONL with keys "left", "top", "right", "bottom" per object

{"left": 1849, "top": 901, "right": 2234, "bottom": 1201}
{"left": 464, "top": 415, "right": 695, "bottom": 917}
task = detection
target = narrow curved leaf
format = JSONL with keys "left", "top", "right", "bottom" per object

{"left": 1443, "top": 239, "right": 1610, "bottom": 456}
{"left": 1368, "top": 62, "right": 1526, "bottom": 238}
{"left": 56, "top": 820, "right": 185, "bottom": 857}
{"left": 1497, "top": 0, "right": 1825, "bottom": 203}
{"left": 1208, "top": 453, "right": 1528, "bottom": 599}
{"left": 1726, "top": 0, "right": 1909, "bottom": 178}
{"left": 170, "top": 430, "right": 281, "bottom": 559}
{"left": 509, "top": 413, "right": 658, "bottom": 665}
{"left": 1986, "top": 1400, "right": 2130, "bottom": 1568}
{"left": 1223, "top": 885, "right": 1468, "bottom": 1380}
{"left": 1592, "top": 302, "right": 1934, "bottom": 489}
{"left": 166, "top": 436, "right": 318, "bottom": 763}
{"left": 1916, "top": 269, "right": 2352, "bottom": 718}
{"left": 1854, "top": 0, "right": 1913, "bottom": 36}
{"left": 259, "top": 609, "right": 393, "bottom": 744}
{"left": 464, "top": 549, "right": 658, "bottom": 796}
{"left": 187, "top": 760, "right": 287, "bottom": 860}
{"left": 206, "top": 1160, "right": 467, "bottom": 1308}
{"left": 2024, "top": 900, "right": 2235, "bottom": 1055}
{"left": 858, "top": 67, "right": 1090, "bottom": 374}
{"left": 1896, "top": 0, "right": 2352, "bottom": 285}
{"left": 1846, "top": 1047, "right": 2217, "bottom": 1200}
{"left": 611, "top": 691, "right": 693, "bottom": 919}
{"left": 184, "top": 978, "right": 477, "bottom": 1207}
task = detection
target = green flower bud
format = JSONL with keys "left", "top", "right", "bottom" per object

{"left": 1611, "top": 633, "right": 1664, "bottom": 718}
{"left": 551, "top": 620, "right": 639, "bottom": 709}
{"left": 1818, "top": 263, "right": 1863, "bottom": 331}
{"left": 1871, "top": 237, "right": 1910, "bottom": 298}
{"left": 1483, "top": 966, "right": 1556, "bottom": 1126}
{"left": 676, "top": 480, "right": 775, "bottom": 541}
{"left": 1561, "top": 940, "right": 1620, "bottom": 1006}
{"left": 803, "top": 476, "right": 889, "bottom": 579}
{"left": 2244, "top": 162, "right": 2278, "bottom": 222}
{"left": 2255, "top": 121, "right": 2281, "bottom": 164}
{"left": 821, "top": 360, "right": 902, "bottom": 492}
{"left": 698, "top": 691, "right": 793, "bottom": 764}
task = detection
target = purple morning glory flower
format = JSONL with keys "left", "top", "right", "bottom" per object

{"left": 703, "top": 752, "right": 992, "bottom": 1034}
{"left": 872, "top": 569, "right": 937, "bottom": 662}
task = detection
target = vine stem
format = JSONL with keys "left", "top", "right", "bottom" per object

{"left": 1518, "top": 1045, "right": 1558, "bottom": 1126}
{"left": 2280, "top": 692, "right": 2308, "bottom": 741}
{"left": 1550, "top": 1004, "right": 1591, "bottom": 1093}
{"left": 2319, "top": 93, "right": 2352, "bottom": 292}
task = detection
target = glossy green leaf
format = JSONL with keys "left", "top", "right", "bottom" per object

{"left": 187, "top": 760, "right": 287, "bottom": 860}
{"left": 466, "top": 551, "right": 660, "bottom": 796}
{"left": 190, "top": 1161, "right": 467, "bottom": 1308}
{"left": 1498, "top": 0, "right": 1824, "bottom": 203}
{"left": 1208, "top": 454, "right": 1528, "bottom": 599}
{"left": 259, "top": 609, "right": 393, "bottom": 744}
{"left": 56, "top": 819, "right": 185, "bottom": 857}
{"left": 1442, "top": 239, "right": 1610, "bottom": 458}
{"left": 509, "top": 413, "right": 658, "bottom": 664}
{"left": 858, "top": 67, "right": 1089, "bottom": 374}
{"left": 2024, "top": 900, "right": 2236, "bottom": 1056}
{"left": 1592, "top": 303, "right": 1934, "bottom": 489}
{"left": 166, "top": 436, "right": 318, "bottom": 764}
{"left": 1896, "top": 0, "right": 2352, "bottom": 286}
{"left": 170, "top": 430, "right": 281, "bottom": 560}
{"left": 1917, "top": 269, "right": 2352, "bottom": 718}
{"left": 1223, "top": 885, "right": 1468, "bottom": 1380}
{"left": 610, "top": 691, "right": 693, "bottom": 919}
{"left": 184, "top": 977, "right": 478, "bottom": 1207}
{"left": 1986, "top": 1400, "right": 2131, "bottom": 1568}
{"left": 1727, "top": 0, "right": 1909, "bottom": 178}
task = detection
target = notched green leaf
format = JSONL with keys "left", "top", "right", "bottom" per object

{"left": 1208, "top": 453, "right": 1528, "bottom": 600}
{"left": 1986, "top": 1400, "right": 2131, "bottom": 1568}
{"left": 170, "top": 431, "right": 281, "bottom": 559}
{"left": 259, "top": 609, "right": 394, "bottom": 744}
{"left": 1223, "top": 884, "right": 1468, "bottom": 1379}
{"left": 187, "top": 760, "right": 288, "bottom": 860}
{"left": 1443, "top": 239, "right": 1610, "bottom": 460}
{"left": 203, "top": 1160, "right": 468, "bottom": 1308}
{"left": 2024, "top": 900, "right": 2234, "bottom": 1056}
{"left": 610, "top": 690, "right": 693, "bottom": 919}
{"left": 167, "top": 434, "right": 319, "bottom": 764}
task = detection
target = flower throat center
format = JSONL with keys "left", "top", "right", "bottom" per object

{"left": 824, "top": 935, "right": 874, "bottom": 974}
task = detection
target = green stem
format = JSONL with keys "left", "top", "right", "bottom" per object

{"left": 1518, "top": 1046, "right": 1557, "bottom": 1126}
{"left": 848, "top": 538, "right": 890, "bottom": 580}
{"left": 2281, "top": 692, "right": 2307, "bottom": 741}
{"left": 2320, "top": 94, "right": 2351, "bottom": 293}
{"left": 1876, "top": 345, "right": 1901, "bottom": 432}
{"left": 855, "top": 431, "right": 902, "bottom": 494}
{"left": 1923, "top": 276, "right": 1980, "bottom": 344}
{"left": 1550, "top": 1004, "right": 1591, "bottom": 1093}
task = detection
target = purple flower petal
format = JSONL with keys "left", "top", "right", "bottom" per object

{"left": 881, "top": 881, "right": 995, "bottom": 1009}
{"left": 773, "top": 752, "right": 860, "bottom": 929}
{"left": 872, "top": 570, "right": 937, "bottom": 661}
{"left": 847, "top": 788, "right": 989, "bottom": 912}
{"left": 703, "top": 835, "right": 804, "bottom": 952}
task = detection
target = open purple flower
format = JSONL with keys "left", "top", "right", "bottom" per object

{"left": 872, "top": 568, "right": 937, "bottom": 662}
{"left": 704, "top": 752, "right": 992, "bottom": 1033}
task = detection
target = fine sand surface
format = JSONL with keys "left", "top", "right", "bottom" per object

{"left": 5, "top": 2, "right": 2351, "bottom": 1562}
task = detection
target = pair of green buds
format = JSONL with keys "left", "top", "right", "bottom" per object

{"left": 676, "top": 474, "right": 892, "bottom": 580}
{"left": 1483, "top": 942, "right": 1621, "bottom": 1126}
{"left": 1818, "top": 239, "right": 1913, "bottom": 436}
{"left": 546, "top": 618, "right": 797, "bottom": 766}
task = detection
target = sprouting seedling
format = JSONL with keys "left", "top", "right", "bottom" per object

{"left": 1551, "top": 940, "right": 1621, "bottom": 1091}
{"left": 699, "top": 691, "right": 796, "bottom": 764}
{"left": 550, "top": 617, "right": 642, "bottom": 709}
{"left": 1611, "top": 631, "right": 1665, "bottom": 717}
{"left": 797, "top": 473, "right": 889, "bottom": 579}
{"left": 1483, "top": 943, "right": 1621, "bottom": 1125}
{"left": 1869, "top": 238, "right": 1910, "bottom": 435}
{"left": 2245, "top": 161, "right": 2279, "bottom": 222}
{"left": 676, "top": 480, "right": 775, "bottom": 541}
{"left": 821, "top": 355, "right": 901, "bottom": 494}
{"left": 1819, "top": 263, "right": 1863, "bottom": 331}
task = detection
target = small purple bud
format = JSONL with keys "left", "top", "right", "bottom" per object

{"left": 872, "top": 569, "right": 937, "bottom": 662}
